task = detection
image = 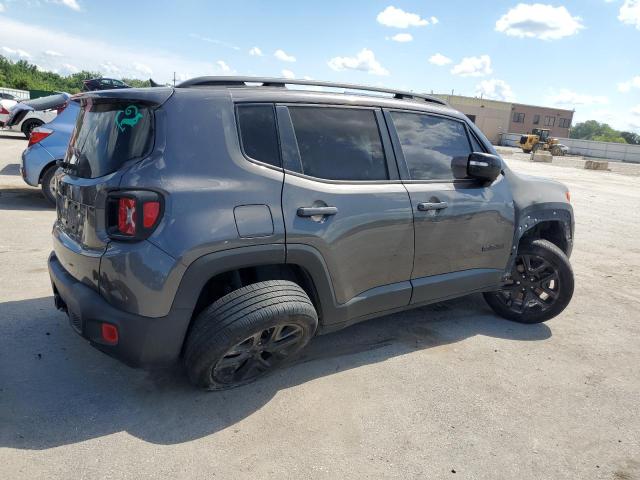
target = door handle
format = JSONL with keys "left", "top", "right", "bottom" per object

{"left": 297, "top": 206, "right": 338, "bottom": 217}
{"left": 417, "top": 201, "right": 448, "bottom": 211}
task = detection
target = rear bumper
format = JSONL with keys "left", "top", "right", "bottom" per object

{"left": 48, "top": 251, "right": 188, "bottom": 368}
{"left": 21, "top": 144, "right": 54, "bottom": 187}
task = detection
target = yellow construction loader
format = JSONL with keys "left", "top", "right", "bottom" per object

{"left": 519, "top": 128, "right": 568, "bottom": 156}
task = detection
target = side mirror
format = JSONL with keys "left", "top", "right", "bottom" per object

{"left": 467, "top": 152, "right": 502, "bottom": 183}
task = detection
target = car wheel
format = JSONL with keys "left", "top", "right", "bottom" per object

{"left": 22, "top": 119, "right": 44, "bottom": 139}
{"left": 184, "top": 280, "right": 318, "bottom": 390}
{"left": 41, "top": 165, "right": 59, "bottom": 206}
{"left": 551, "top": 146, "right": 562, "bottom": 156}
{"left": 483, "top": 239, "right": 574, "bottom": 324}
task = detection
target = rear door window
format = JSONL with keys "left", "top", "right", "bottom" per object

{"left": 287, "top": 106, "right": 388, "bottom": 181}
{"left": 237, "top": 104, "right": 281, "bottom": 167}
{"left": 64, "top": 101, "right": 153, "bottom": 179}
{"left": 391, "top": 112, "right": 472, "bottom": 180}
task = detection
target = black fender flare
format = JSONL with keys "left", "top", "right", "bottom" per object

{"left": 506, "top": 202, "right": 574, "bottom": 274}
{"left": 168, "top": 243, "right": 340, "bottom": 346}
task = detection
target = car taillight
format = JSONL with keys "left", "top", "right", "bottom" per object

{"left": 28, "top": 127, "right": 53, "bottom": 147}
{"left": 107, "top": 190, "right": 163, "bottom": 241}
{"left": 0, "top": 106, "right": 9, "bottom": 115}
{"left": 55, "top": 102, "right": 68, "bottom": 115}
{"left": 118, "top": 197, "right": 137, "bottom": 235}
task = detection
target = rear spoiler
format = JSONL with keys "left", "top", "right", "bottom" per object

{"left": 75, "top": 87, "right": 174, "bottom": 106}
{"left": 6, "top": 92, "right": 71, "bottom": 127}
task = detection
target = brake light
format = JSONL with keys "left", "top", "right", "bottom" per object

{"left": 28, "top": 127, "right": 53, "bottom": 147}
{"left": 108, "top": 191, "right": 163, "bottom": 240}
{"left": 0, "top": 106, "right": 9, "bottom": 115}
{"left": 55, "top": 102, "right": 68, "bottom": 115}
{"left": 565, "top": 190, "right": 571, "bottom": 202}
{"left": 118, "top": 197, "right": 137, "bottom": 235}
{"left": 143, "top": 201, "right": 160, "bottom": 228}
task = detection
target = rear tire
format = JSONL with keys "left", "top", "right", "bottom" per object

{"left": 21, "top": 119, "right": 43, "bottom": 139}
{"left": 184, "top": 280, "right": 318, "bottom": 390}
{"left": 40, "top": 165, "right": 58, "bottom": 206}
{"left": 484, "top": 239, "right": 574, "bottom": 324}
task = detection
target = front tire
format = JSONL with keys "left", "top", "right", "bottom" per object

{"left": 184, "top": 280, "right": 318, "bottom": 390}
{"left": 484, "top": 239, "right": 574, "bottom": 324}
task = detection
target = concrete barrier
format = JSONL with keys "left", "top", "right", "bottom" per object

{"left": 584, "top": 160, "right": 609, "bottom": 170}
{"left": 531, "top": 151, "right": 552, "bottom": 163}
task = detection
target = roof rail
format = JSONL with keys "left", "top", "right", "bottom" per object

{"left": 176, "top": 76, "right": 447, "bottom": 106}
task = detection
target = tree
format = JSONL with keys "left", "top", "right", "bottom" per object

{"left": 570, "top": 120, "right": 627, "bottom": 143}
{"left": 620, "top": 131, "right": 640, "bottom": 145}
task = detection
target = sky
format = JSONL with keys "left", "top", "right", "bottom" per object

{"left": 1, "top": 0, "right": 639, "bottom": 132}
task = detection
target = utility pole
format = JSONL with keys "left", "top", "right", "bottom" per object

{"left": 173, "top": 72, "right": 176, "bottom": 87}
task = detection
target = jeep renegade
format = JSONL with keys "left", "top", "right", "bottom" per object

{"left": 48, "top": 77, "right": 575, "bottom": 390}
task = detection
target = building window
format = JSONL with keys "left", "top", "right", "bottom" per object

{"left": 533, "top": 114, "right": 540, "bottom": 125}
{"left": 559, "top": 118, "right": 571, "bottom": 128}
{"left": 512, "top": 112, "right": 525, "bottom": 123}
{"left": 544, "top": 116, "right": 556, "bottom": 127}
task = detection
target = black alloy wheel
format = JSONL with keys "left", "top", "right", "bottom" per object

{"left": 212, "top": 324, "right": 305, "bottom": 385}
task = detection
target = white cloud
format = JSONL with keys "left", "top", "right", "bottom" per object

{"left": 547, "top": 89, "right": 609, "bottom": 106}
{"left": 100, "top": 62, "right": 121, "bottom": 75}
{"left": 390, "top": 33, "right": 413, "bottom": 42}
{"left": 2, "top": 46, "right": 31, "bottom": 59}
{"left": 430, "top": 16, "right": 439, "bottom": 24}
{"left": 327, "top": 48, "right": 390, "bottom": 76}
{"left": 618, "top": 76, "right": 640, "bottom": 92}
{"left": 495, "top": 4, "right": 584, "bottom": 40}
{"left": 46, "top": 0, "right": 81, "bottom": 11}
{"left": 451, "top": 55, "right": 492, "bottom": 77}
{"left": 61, "top": 63, "right": 79, "bottom": 74}
{"left": 216, "top": 60, "right": 231, "bottom": 73}
{"left": 0, "top": 3, "right": 5, "bottom": 12}
{"left": 249, "top": 47, "right": 263, "bottom": 56}
{"left": 632, "top": 105, "right": 640, "bottom": 116}
{"left": 619, "top": 0, "right": 640, "bottom": 29}
{"left": 44, "top": 50, "right": 63, "bottom": 57}
{"left": 475, "top": 79, "right": 515, "bottom": 101}
{"left": 0, "top": 16, "right": 220, "bottom": 83}
{"left": 134, "top": 62, "right": 153, "bottom": 76}
{"left": 428, "top": 53, "right": 452, "bottom": 66}
{"left": 281, "top": 69, "right": 295, "bottom": 79}
{"left": 376, "top": 6, "right": 429, "bottom": 28}
{"left": 274, "top": 49, "right": 296, "bottom": 62}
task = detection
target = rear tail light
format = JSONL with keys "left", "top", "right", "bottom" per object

{"left": 0, "top": 106, "right": 9, "bottom": 115}
{"left": 107, "top": 190, "right": 163, "bottom": 241}
{"left": 28, "top": 127, "right": 53, "bottom": 147}
{"left": 55, "top": 102, "right": 68, "bottom": 115}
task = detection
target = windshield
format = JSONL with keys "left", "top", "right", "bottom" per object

{"left": 64, "top": 100, "right": 153, "bottom": 178}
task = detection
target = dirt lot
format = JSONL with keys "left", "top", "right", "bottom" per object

{"left": 1, "top": 131, "right": 639, "bottom": 480}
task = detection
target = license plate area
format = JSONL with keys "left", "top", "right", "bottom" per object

{"left": 57, "top": 196, "right": 85, "bottom": 242}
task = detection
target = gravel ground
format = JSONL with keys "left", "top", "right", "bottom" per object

{"left": 1, "top": 131, "right": 639, "bottom": 480}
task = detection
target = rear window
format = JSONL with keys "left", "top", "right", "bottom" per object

{"left": 64, "top": 101, "right": 153, "bottom": 178}
{"left": 237, "top": 104, "right": 281, "bottom": 167}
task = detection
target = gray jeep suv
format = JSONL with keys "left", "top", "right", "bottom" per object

{"left": 48, "top": 77, "right": 574, "bottom": 390}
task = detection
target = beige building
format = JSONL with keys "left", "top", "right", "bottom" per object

{"left": 433, "top": 94, "right": 574, "bottom": 144}
{"left": 434, "top": 94, "right": 511, "bottom": 144}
